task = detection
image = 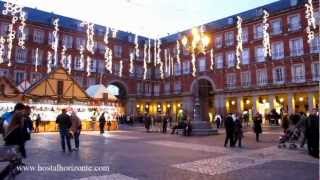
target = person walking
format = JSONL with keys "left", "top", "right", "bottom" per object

{"left": 35, "top": 114, "right": 41, "bottom": 133}
{"left": 214, "top": 114, "right": 222, "bottom": 129}
{"left": 305, "top": 108, "right": 319, "bottom": 158}
{"left": 162, "top": 115, "right": 169, "bottom": 133}
{"left": 144, "top": 114, "right": 151, "bottom": 132}
{"left": 234, "top": 115, "right": 243, "bottom": 147}
{"left": 107, "top": 120, "right": 112, "bottom": 131}
{"left": 281, "top": 113, "right": 289, "bottom": 133}
{"left": 253, "top": 112, "right": 263, "bottom": 142}
{"left": 56, "top": 109, "right": 72, "bottom": 153}
{"left": 224, "top": 113, "right": 235, "bottom": 147}
{"left": 70, "top": 111, "right": 82, "bottom": 151}
{"left": 99, "top": 112, "right": 106, "bottom": 134}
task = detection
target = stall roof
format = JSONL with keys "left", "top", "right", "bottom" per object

{"left": 86, "top": 84, "right": 117, "bottom": 101}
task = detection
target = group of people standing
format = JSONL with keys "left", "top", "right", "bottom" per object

{"left": 143, "top": 114, "right": 171, "bottom": 133}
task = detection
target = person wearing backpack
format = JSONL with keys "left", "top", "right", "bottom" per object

{"left": 1, "top": 103, "right": 25, "bottom": 137}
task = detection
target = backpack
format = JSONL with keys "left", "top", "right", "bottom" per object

{"left": 0, "top": 111, "right": 13, "bottom": 135}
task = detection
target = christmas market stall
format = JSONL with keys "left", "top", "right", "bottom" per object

{"left": 20, "top": 67, "right": 119, "bottom": 132}
{"left": 0, "top": 76, "right": 22, "bottom": 115}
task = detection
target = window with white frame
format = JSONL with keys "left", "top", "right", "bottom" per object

{"left": 89, "top": 59, "right": 97, "bottom": 72}
{"left": 182, "top": 61, "right": 190, "bottom": 74}
{"left": 226, "top": 51, "right": 235, "bottom": 68}
{"left": 76, "top": 37, "right": 86, "bottom": 49}
{"left": 288, "top": 14, "right": 301, "bottom": 31}
{"left": 242, "top": 27, "right": 248, "bottom": 43}
{"left": 154, "top": 84, "right": 160, "bottom": 96}
{"left": 271, "top": 41, "right": 284, "bottom": 60}
{"left": 30, "top": 72, "right": 42, "bottom": 84}
{"left": 254, "top": 24, "right": 263, "bottom": 39}
{"left": 14, "top": 71, "right": 26, "bottom": 85}
{"left": 242, "top": 48, "right": 250, "bottom": 65}
{"left": 17, "top": 27, "right": 28, "bottom": 41}
{"left": 310, "top": 36, "right": 320, "bottom": 53}
{"left": 292, "top": 64, "right": 305, "bottom": 82}
{"left": 114, "top": 45, "right": 122, "bottom": 58}
{"left": 74, "top": 76, "right": 83, "bottom": 87}
{"left": 144, "top": 83, "right": 151, "bottom": 96}
{"left": 136, "top": 66, "right": 143, "bottom": 78}
{"left": 164, "top": 82, "right": 170, "bottom": 95}
{"left": 62, "top": 35, "right": 73, "bottom": 49}
{"left": 315, "top": 9, "right": 320, "bottom": 25}
{"left": 198, "top": 58, "right": 206, "bottom": 72}
{"left": 215, "top": 53, "right": 224, "bottom": 69}
{"left": 112, "top": 63, "right": 120, "bottom": 75}
{"left": 256, "top": 69, "right": 268, "bottom": 85}
{"left": 0, "top": 69, "right": 9, "bottom": 77}
{"left": 74, "top": 56, "right": 83, "bottom": 71}
{"left": 15, "top": 47, "right": 27, "bottom": 63}
{"left": 215, "top": 34, "right": 223, "bottom": 48}
{"left": 241, "top": 71, "right": 251, "bottom": 87}
{"left": 225, "top": 31, "right": 234, "bottom": 46}
{"left": 174, "top": 63, "right": 181, "bottom": 76}
{"left": 33, "top": 29, "right": 45, "bottom": 44}
{"left": 226, "top": 73, "right": 236, "bottom": 88}
{"left": 0, "top": 23, "right": 9, "bottom": 36}
{"left": 271, "top": 19, "right": 282, "bottom": 35}
{"left": 312, "top": 62, "right": 320, "bottom": 81}
{"left": 255, "top": 46, "right": 265, "bottom": 62}
{"left": 289, "top": 38, "right": 304, "bottom": 56}
{"left": 273, "top": 66, "right": 285, "bottom": 84}
{"left": 1, "top": 46, "right": 8, "bottom": 62}
{"left": 31, "top": 49, "right": 44, "bottom": 65}
{"left": 174, "top": 81, "right": 182, "bottom": 94}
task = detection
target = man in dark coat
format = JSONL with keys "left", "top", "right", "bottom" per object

{"left": 224, "top": 113, "right": 235, "bottom": 147}
{"left": 56, "top": 109, "right": 72, "bottom": 152}
{"left": 162, "top": 115, "right": 168, "bottom": 133}
{"left": 253, "top": 112, "right": 263, "bottom": 142}
{"left": 305, "top": 108, "right": 319, "bottom": 158}
{"left": 234, "top": 116, "right": 243, "bottom": 147}
{"left": 99, "top": 112, "right": 106, "bottom": 134}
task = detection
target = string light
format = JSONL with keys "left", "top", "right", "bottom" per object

{"left": 0, "top": 37, "right": 5, "bottom": 64}
{"left": 60, "top": 45, "right": 67, "bottom": 68}
{"left": 159, "top": 58, "right": 164, "bottom": 79}
{"left": 143, "top": 43, "right": 147, "bottom": 79}
{"left": 236, "top": 16, "right": 243, "bottom": 69}
{"left": 80, "top": 45, "right": 85, "bottom": 70}
{"left": 176, "top": 40, "right": 181, "bottom": 65}
{"left": 305, "top": 0, "right": 316, "bottom": 43}
{"left": 262, "top": 10, "right": 271, "bottom": 58}
{"left": 52, "top": 18, "right": 59, "bottom": 67}
{"left": 148, "top": 39, "right": 151, "bottom": 63}
{"left": 119, "top": 60, "right": 123, "bottom": 77}
{"left": 191, "top": 52, "right": 196, "bottom": 77}
{"left": 18, "top": 11, "right": 26, "bottom": 49}
{"left": 86, "top": 56, "right": 91, "bottom": 76}
{"left": 210, "top": 49, "right": 214, "bottom": 70}
{"left": 35, "top": 48, "right": 39, "bottom": 72}
{"left": 80, "top": 22, "right": 95, "bottom": 54}
{"left": 47, "top": 51, "right": 52, "bottom": 73}
{"left": 168, "top": 52, "right": 171, "bottom": 76}
{"left": 67, "top": 55, "right": 72, "bottom": 74}
{"left": 107, "top": 50, "right": 113, "bottom": 73}
{"left": 164, "top": 49, "right": 168, "bottom": 75}
{"left": 157, "top": 39, "right": 161, "bottom": 65}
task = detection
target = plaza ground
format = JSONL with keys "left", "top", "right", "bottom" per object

{"left": 13, "top": 125, "right": 319, "bottom": 180}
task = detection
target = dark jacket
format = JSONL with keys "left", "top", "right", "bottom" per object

{"left": 253, "top": 115, "right": 262, "bottom": 134}
{"left": 234, "top": 119, "right": 243, "bottom": 138}
{"left": 56, "top": 113, "right": 72, "bottom": 130}
{"left": 99, "top": 114, "right": 106, "bottom": 124}
{"left": 23, "top": 116, "right": 33, "bottom": 141}
{"left": 4, "top": 127, "right": 25, "bottom": 146}
{"left": 224, "top": 116, "right": 235, "bottom": 133}
{"left": 305, "top": 114, "right": 319, "bottom": 141}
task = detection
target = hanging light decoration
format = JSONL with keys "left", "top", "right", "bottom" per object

{"left": 86, "top": 56, "right": 91, "bottom": 77}
{"left": 148, "top": 39, "right": 151, "bottom": 63}
{"left": 52, "top": 18, "right": 59, "bottom": 67}
{"left": 35, "top": 48, "right": 39, "bottom": 72}
{"left": 79, "top": 45, "right": 85, "bottom": 70}
{"left": 18, "top": 11, "right": 26, "bottom": 49}
{"left": 107, "top": 50, "right": 113, "bottom": 73}
{"left": 60, "top": 45, "right": 67, "bottom": 68}
{"left": 168, "top": 52, "right": 172, "bottom": 76}
{"left": 171, "top": 52, "right": 174, "bottom": 76}
{"left": 0, "top": 36, "right": 5, "bottom": 64}
{"left": 143, "top": 43, "right": 147, "bottom": 79}
{"left": 191, "top": 52, "right": 196, "bottom": 77}
{"left": 236, "top": 16, "right": 243, "bottom": 69}
{"left": 80, "top": 22, "right": 95, "bottom": 54}
{"left": 164, "top": 49, "right": 168, "bottom": 75}
{"left": 67, "top": 55, "right": 72, "bottom": 74}
{"left": 262, "top": 10, "right": 271, "bottom": 58}
{"left": 176, "top": 40, "right": 181, "bottom": 65}
{"left": 119, "top": 60, "right": 123, "bottom": 77}
{"left": 47, "top": 51, "right": 52, "bottom": 73}
{"left": 159, "top": 58, "right": 164, "bottom": 79}
{"left": 156, "top": 39, "right": 161, "bottom": 65}
{"left": 210, "top": 49, "right": 214, "bottom": 70}
{"left": 305, "top": 0, "right": 316, "bottom": 43}
{"left": 134, "top": 34, "right": 139, "bottom": 57}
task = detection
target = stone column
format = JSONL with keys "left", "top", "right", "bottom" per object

{"left": 268, "top": 95, "right": 275, "bottom": 110}
{"left": 182, "top": 96, "right": 193, "bottom": 118}
{"left": 287, "top": 93, "right": 294, "bottom": 114}
{"left": 237, "top": 96, "right": 243, "bottom": 113}
{"left": 308, "top": 93, "right": 315, "bottom": 112}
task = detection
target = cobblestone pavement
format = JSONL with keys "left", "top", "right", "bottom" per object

{"left": 10, "top": 127, "right": 319, "bottom": 180}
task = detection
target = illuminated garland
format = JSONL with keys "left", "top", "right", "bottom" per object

{"left": 143, "top": 43, "right": 147, "bottom": 79}
{"left": 104, "top": 28, "right": 113, "bottom": 73}
{"left": 305, "top": 0, "right": 316, "bottom": 43}
{"left": 60, "top": 45, "right": 67, "bottom": 68}
{"left": 210, "top": 49, "right": 214, "bottom": 70}
{"left": 191, "top": 52, "right": 196, "bottom": 77}
{"left": 168, "top": 52, "right": 171, "bottom": 76}
{"left": 171, "top": 52, "right": 174, "bottom": 76}
{"left": 164, "top": 49, "right": 168, "bottom": 74}
{"left": 80, "top": 22, "right": 95, "bottom": 54}
{"left": 47, "top": 51, "right": 52, "bottom": 73}
{"left": 176, "top": 40, "right": 181, "bottom": 65}
{"left": 262, "top": 10, "right": 271, "bottom": 58}
{"left": 236, "top": 16, "right": 243, "bottom": 69}
{"left": 148, "top": 39, "right": 151, "bottom": 63}
{"left": 80, "top": 45, "right": 85, "bottom": 70}
{"left": 119, "top": 60, "right": 123, "bottom": 77}
{"left": 129, "top": 52, "right": 134, "bottom": 74}
{"left": 86, "top": 56, "right": 91, "bottom": 76}
{"left": 67, "top": 55, "right": 72, "bottom": 74}
{"left": 0, "top": 37, "right": 5, "bottom": 64}
{"left": 18, "top": 11, "right": 26, "bottom": 48}
{"left": 108, "top": 50, "right": 113, "bottom": 73}
{"left": 35, "top": 48, "right": 39, "bottom": 72}
{"left": 52, "top": 18, "right": 59, "bottom": 67}
{"left": 159, "top": 58, "right": 164, "bottom": 79}
{"left": 156, "top": 39, "right": 161, "bottom": 65}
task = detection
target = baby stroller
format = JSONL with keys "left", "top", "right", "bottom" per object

{"left": 278, "top": 125, "right": 302, "bottom": 149}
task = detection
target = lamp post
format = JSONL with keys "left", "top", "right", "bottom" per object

{"left": 180, "top": 26, "right": 217, "bottom": 134}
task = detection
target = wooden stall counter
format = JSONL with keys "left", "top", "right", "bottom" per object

{"left": 35, "top": 121, "right": 119, "bottom": 132}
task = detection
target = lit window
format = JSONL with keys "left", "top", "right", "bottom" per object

{"left": 198, "top": 58, "right": 206, "bottom": 72}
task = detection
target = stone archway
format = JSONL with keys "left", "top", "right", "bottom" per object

{"left": 106, "top": 80, "right": 128, "bottom": 100}
{"left": 190, "top": 76, "right": 215, "bottom": 122}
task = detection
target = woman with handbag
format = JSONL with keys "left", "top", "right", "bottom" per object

{"left": 70, "top": 111, "right": 82, "bottom": 151}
